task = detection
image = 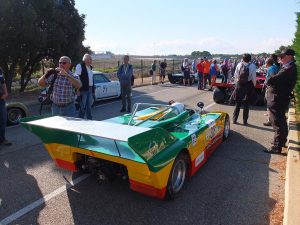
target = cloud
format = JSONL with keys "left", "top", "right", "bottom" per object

{"left": 248, "top": 38, "right": 293, "bottom": 53}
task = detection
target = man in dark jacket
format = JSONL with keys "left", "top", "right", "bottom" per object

{"left": 264, "top": 49, "right": 297, "bottom": 154}
{"left": 117, "top": 55, "right": 133, "bottom": 113}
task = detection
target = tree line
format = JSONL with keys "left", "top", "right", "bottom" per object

{"left": 0, "top": 0, "right": 89, "bottom": 92}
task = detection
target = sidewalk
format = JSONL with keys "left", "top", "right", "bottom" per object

{"left": 284, "top": 103, "right": 300, "bottom": 225}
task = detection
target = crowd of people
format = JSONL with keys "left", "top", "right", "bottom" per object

{"left": 176, "top": 57, "right": 239, "bottom": 89}
{"left": 224, "top": 49, "right": 297, "bottom": 154}
{"left": 0, "top": 49, "right": 297, "bottom": 155}
{"left": 150, "top": 59, "right": 167, "bottom": 84}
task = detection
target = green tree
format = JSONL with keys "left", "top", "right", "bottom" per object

{"left": 0, "top": 0, "right": 90, "bottom": 92}
{"left": 191, "top": 51, "right": 212, "bottom": 58}
{"left": 274, "top": 45, "right": 291, "bottom": 55}
{"left": 292, "top": 12, "right": 300, "bottom": 102}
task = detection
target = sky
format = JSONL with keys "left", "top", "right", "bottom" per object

{"left": 75, "top": 0, "right": 299, "bottom": 55}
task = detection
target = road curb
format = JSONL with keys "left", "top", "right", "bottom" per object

{"left": 283, "top": 103, "right": 300, "bottom": 225}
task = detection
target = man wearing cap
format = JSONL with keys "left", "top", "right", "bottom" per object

{"left": 264, "top": 49, "right": 297, "bottom": 154}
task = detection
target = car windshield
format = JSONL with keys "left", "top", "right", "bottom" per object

{"left": 94, "top": 73, "right": 110, "bottom": 84}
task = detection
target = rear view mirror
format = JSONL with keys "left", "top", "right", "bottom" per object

{"left": 197, "top": 102, "right": 204, "bottom": 109}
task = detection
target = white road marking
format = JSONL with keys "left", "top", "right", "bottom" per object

{"left": 1, "top": 92, "right": 216, "bottom": 225}
{"left": 0, "top": 174, "right": 91, "bottom": 225}
{"left": 204, "top": 102, "right": 216, "bottom": 110}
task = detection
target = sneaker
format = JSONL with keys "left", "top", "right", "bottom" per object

{"left": 0, "top": 140, "right": 12, "bottom": 146}
{"left": 243, "top": 121, "right": 248, "bottom": 125}
{"left": 263, "top": 121, "right": 272, "bottom": 126}
{"left": 263, "top": 146, "right": 282, "bottom": 154}
{"left": 120, "top": 108, "right": 126, "bottom": 112}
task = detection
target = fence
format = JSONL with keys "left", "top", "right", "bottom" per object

{"left": 92, "top": 57, "right": 183, "bottom": 85}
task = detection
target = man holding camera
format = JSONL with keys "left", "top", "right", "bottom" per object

{"left": 38, "top": 56, "right": 82, "bottom": 117}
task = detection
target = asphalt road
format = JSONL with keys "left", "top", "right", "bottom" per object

{"left": 0, "top": 83, "right": 286, "bottom": 225}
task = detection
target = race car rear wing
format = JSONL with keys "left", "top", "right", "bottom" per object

{"left": 21, "top": 116, "right": 182, "bottom": 168}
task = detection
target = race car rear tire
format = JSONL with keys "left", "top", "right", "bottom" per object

{"left": 213, "top": 87, "right": 226, "bottom": 103}
{"left": 166, "top": 153, "right": 188, "bottom": 199}
{"left": 223, "top": 115, "right": 230, "bottom": 140}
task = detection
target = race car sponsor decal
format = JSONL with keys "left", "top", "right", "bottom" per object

{"left": 205, "top": 125, "right": 221, "bottom": 140}
{"left": 205, "top": 134, "right": 223, "bottom": 151}
{"left": 206, "top": 119, "right": 216, "bottom": 128}
{"left": 191, "top": 133, "right": 197, "bottom": 146}
{"left": 185, "top": 124, "right": 198, "bottom": 133}
{"left": 146, "top": 141, "right": 159, "bottom": 158}
{"left": 195, "top": 152, "right": 205, "bottom": 167}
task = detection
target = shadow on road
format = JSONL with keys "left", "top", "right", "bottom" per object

{"left": 0, "top": 147, "right": 46, "bottom": 225}
{"left": 66, "top": 130, "right": 275, "bottom": 225}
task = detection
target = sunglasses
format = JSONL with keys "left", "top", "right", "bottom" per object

{"left": 59, "top": 61, "right": 68, "bottom": 65}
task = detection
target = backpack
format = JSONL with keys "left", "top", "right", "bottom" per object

{"left": 221, "top": 64, "right": 229, "bottom": 75}
{"left": 39, "top": 73, "right": 58, "bottom": 115}
{"left": 238, "top": 63, "right": 250, "bottom": 84}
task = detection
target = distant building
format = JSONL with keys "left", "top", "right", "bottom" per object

{"left": 92, "top": 52, "right": 113, "bottom": 59}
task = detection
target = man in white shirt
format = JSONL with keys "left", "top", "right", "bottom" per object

{"left": 232, "top": 53, "right": 256, "bottom": 125}
{"left": 76, "top": 54, "right": 94, "bottom": 119}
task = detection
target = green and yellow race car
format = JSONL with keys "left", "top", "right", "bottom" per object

{"left": 21, "top": 102, "right": 230, "bottom": 199}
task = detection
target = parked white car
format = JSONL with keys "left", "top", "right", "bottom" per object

{"left": 92, "top": 71, "right": 121, "bottom": 104}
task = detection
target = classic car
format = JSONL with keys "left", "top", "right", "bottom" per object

{"left": 21, "top": 102, "right": 230, "bottom": 199}
{"left": 7, "top": 102, "right": 30, "bottom": 126}
{"left": 168, "top": 72, "right": 198, "bottom": 84}
{"left": 92, "top": 71, "right": 121, "bottom": 104}
{"left": 212, "top": 71, "right": 266, "bottom": 105}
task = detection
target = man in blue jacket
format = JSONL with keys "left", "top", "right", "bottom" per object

{"left": 117, "top": 55, "right": 133, "bottom": 113}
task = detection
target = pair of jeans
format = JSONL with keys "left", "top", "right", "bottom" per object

{"left": 121, "top": 82, "right": 132, "bottom": 110}
{"left": 198, "top": 72, "right": 203, "bottom": 89}
{"left": 52, "top": 102, "right": 76, "bottom": 117}
{"left": 0, "top": 99, "right": 7, "bottom": 142}
{"left": 268, "top": 105, "right": 288, "bottom": 148}
{"left": 232, "top": 83, "right": 252, "bottom": 123}
{"left": 78, "top": 87, "right": 93, "bottom": 120}
{"left": 203, "top": 73, "right": 211, "bottom": 88}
